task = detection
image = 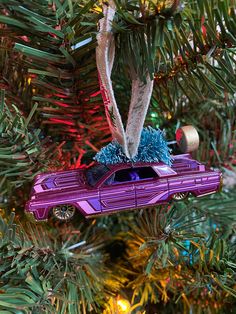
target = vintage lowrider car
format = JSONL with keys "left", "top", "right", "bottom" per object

{"left": 25, "top": 154, "right": 222, "bottom": 221}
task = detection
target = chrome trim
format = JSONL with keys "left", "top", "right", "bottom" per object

{"left": 196, "top": 191, "right": 216, "bottom": 197}
{"left": 218, "top": 173, "right": 223, "bottom": 192}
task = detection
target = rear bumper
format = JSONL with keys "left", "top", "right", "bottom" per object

{"left": 218, "top": 172, "right": 223, "bottom": 192}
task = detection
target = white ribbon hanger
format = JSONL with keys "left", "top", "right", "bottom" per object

{"left": 96, "top": 0, "right": 154, "bottom": 158}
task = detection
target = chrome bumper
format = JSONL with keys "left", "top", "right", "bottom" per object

{"left": 218, "top": 173, "right": 223, "bottom": 192}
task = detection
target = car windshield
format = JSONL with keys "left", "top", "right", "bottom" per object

{"left": 86, "top": 164, "right": 110, "bottom": 186}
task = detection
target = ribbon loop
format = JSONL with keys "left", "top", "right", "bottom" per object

{"left": 96, "top": 1, "right": 154, "bottom": 159}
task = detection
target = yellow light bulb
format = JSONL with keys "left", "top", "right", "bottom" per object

{"left": 117, "top": 299, "right": 131, "bottom": 313}
{"left": 167, "top": 112, "right": 172, "bottom": 120}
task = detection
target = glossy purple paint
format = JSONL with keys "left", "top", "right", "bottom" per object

{"left": 25, "top": 154, "right": 222, "bottom": 221}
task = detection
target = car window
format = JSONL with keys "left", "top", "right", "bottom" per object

{"left": 86, "top": 164, "right": 110, "bottom": 186}
{"left": 115, "top": 169, "right": 131, "bottom": 182}
{"left": 103, "top": 167, "right": 158, "bottom": 186}
{"left": 135, "top": 167, "right": 158, "bottom": 179}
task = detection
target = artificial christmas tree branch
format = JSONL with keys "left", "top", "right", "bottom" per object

{"left": 0, "top": 0, "right": 109, "bottom": 158}
{"left": 0, "top": 90, "right": 59, "bottom": 201}
{"left": 0, "top": 212, "right": 120, "bottom": 314}
{"left": 118, "top": 201, "right": 236, "bottom": 312}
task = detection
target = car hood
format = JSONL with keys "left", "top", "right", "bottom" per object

{"left": 31, "top": 168, "right": 87, "bottom": 195}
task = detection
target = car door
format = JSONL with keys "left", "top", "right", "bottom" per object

{"left": 134, "top": 166, "right": 169, "bottom": 207}
{"left": 99, "top": 169, "right": 135, "bottom": 212}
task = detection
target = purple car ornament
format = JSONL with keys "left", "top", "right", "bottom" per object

{"left": 25, "top": 153, "right": 222, "bottom": 222}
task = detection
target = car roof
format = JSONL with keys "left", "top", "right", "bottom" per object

{"left": 96, "top": 161, "right": 178, "bottom": 178}
{"left": 106, "top": 161, "right": 167, "bottom": 170}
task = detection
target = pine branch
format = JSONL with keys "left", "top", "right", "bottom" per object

{"left": 118, "top": 202, "right": 236, "bottom": 312}
{"left": 0, "top": 0, "right": 110, "bottom": 162}
{"left": 113, "top": 0, "right": 236, "bottom": 114}
{"left": 0, "top": 90, "right": 60, "bottom": 202}
{"left": 0, "top": 212, "right": 119, "bottom": 313}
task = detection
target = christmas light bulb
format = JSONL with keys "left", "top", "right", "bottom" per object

{"left": 117, "top": 298, "right": 131, "bottom": 313}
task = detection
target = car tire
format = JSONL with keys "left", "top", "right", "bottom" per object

{"left": 172, "top": 192, "right": 189, "bottom": 201}
{"left": 52, "top": 204, "right": 76, "bottom": 221}
{"left": 176, "top": 125, "right": 199, "bottom": 153}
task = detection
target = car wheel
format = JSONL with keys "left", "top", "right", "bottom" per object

{"left": 176, "top": 125, "right": 199, "bottom": 153}
{"left": 52, "top": 204, "right": 76, "bottom": 221}
{"left": 172, "top": 192, "right": 188, "bottom": 201}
